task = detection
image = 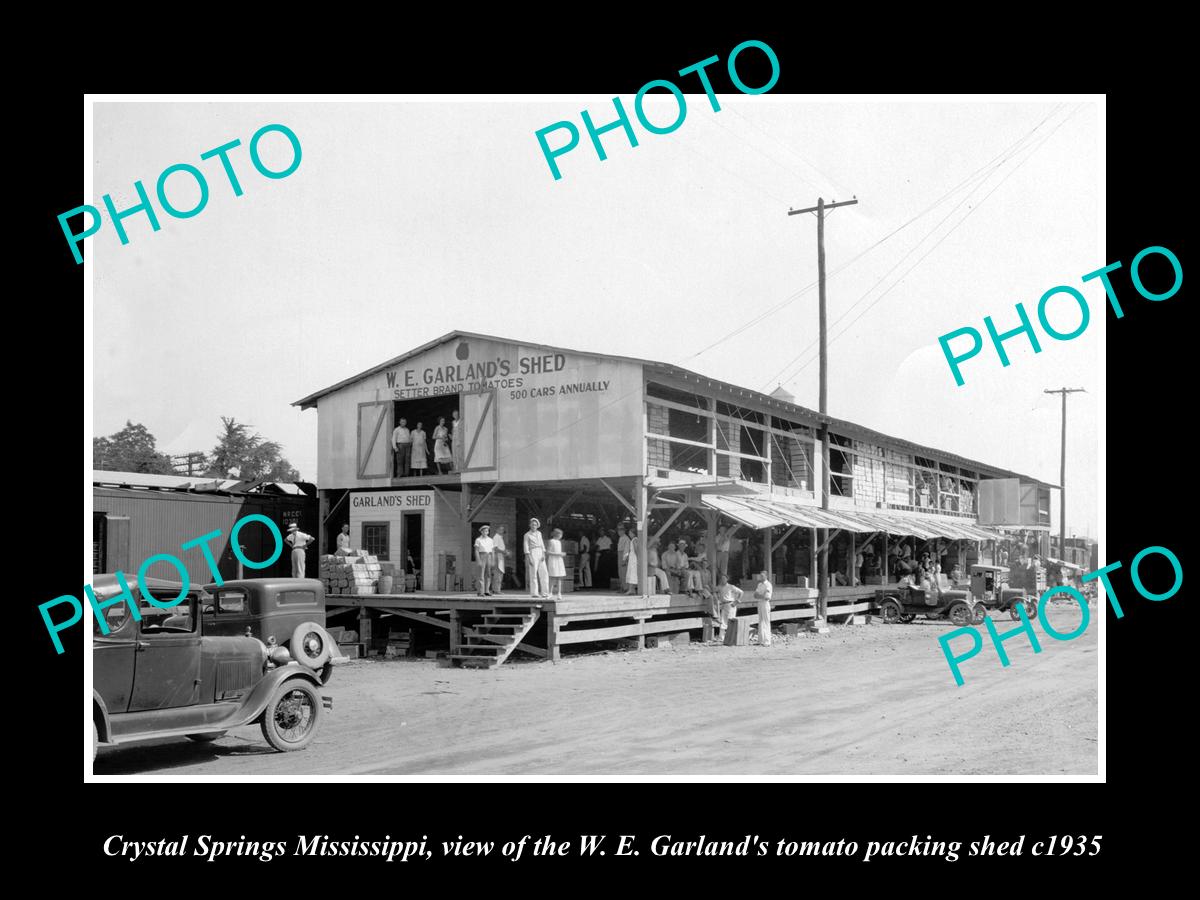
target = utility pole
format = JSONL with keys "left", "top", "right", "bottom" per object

{"left": 1044, "top": 387, "right": 1085, "bottom": 560}
{"left": 788, "top": 196, "right": 858, "bottom": 623}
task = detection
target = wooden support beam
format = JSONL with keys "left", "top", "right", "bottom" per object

{"left": 550, "top": 489, "right": 583, "bottom": 524}
{"left": 652, "top": 502, "right": 689, "bottom": 540}
{"left": 598, "top": 478, "right": 637, "bottom": 517}
{"left": 449, "top": 609, "right": 461, "bottom": 654}
{"left": 772, "top": 524, "right": 800, "bottom": 554}
{"left": 325, "top": 606, "right": 356, "bottom": 617}
{"left": 369, "top": 607, "right": 451, "bottom": 630}
{"left": 462, "top": 626, "right": 548, "bottom": 658}
{"left": 466, "top": 482, "right": 503, "bottom": 520}
{"left": 818, "top": 528, "right": 843, "bottom": 553}
{"left": 432, "top": 485, "right": 465, "bottom": 523}
{"left": 321, "top": 489, "right": 349, "bottom": 525}
{"left": 546, "top": 614, "right": 560, "bottom": 662}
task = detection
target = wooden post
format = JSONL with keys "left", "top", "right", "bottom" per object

{"left": 637, "top": 477, "right": 648, "bottom": 596}
{"left": 358, "top": 606, "right": 372, "bottom": 647}
{"left": 850, "top": 532, "right": 856, "bottom": 586}
{"left": 763, "top": 527, "right": 772, "bottom": 584}
{"left": 318, "top": 490, "right": 330, "bottom": 558}
{"left": 546, "top": 613, "right": 560, "bottom": 662}
{"left": 449, "top": 609, "right": 461, "bottom": 655}
{"left": 882, "top": 530, "right": 889, "bottom": 585}
{"left": 809, "top": 527, "right": 817, "bottom": 588}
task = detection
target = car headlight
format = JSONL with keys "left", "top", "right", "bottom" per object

{"left": 269, "top": 646, "right": 292, "bottom": 666}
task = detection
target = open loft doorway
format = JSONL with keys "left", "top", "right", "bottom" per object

{"left": 393, "top": 394, "right": 461, "bottom": 477}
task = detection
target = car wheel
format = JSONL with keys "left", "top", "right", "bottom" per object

{"left": 971, "top": 604, "right": 987, "bottom": 625}
{"left": 880, "top": 599, "right": 902, "bottom": 624}
{"left": 291, "top": 621, "right": 333, "bottom": 670}
{"left": 1026, "top": 598, "right": 1038, "bottom": 619}
{"left": 185, "top": 732, "right": 227, "bottom": 743}
{"left": 260, "top": 680, "right": 321, "bottom": 752}
{"left": 1010, "top": 601, "right": 1026, "bottom": 621}
{"left": 948, "top": 602, "right": 972, "bottom": 627}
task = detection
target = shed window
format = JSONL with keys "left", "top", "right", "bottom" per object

{"left": 362, "top": 522, "right": 390, "bottom": 560}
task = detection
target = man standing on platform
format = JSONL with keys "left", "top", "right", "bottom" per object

{"left": 715, "top": 574, "right": 742, "bottom": 643}
{"left": 754, "top": 570, "right": 773, "bottom": 646}
{"left": 473, "top": 525, "right": 495, "bottom": 597}
{"left": 524, "top": 518, "right": 550, "bottom": 599}
{"left": 391, "top": 417, "right": 412, "bottom": 478}
{"left": 491, "top": 525, "right": 508, "bottom": 595}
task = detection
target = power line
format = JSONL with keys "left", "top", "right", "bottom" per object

{"left": 779, "top": 104, "right": 1085, "bottom": 388}
{"left": 685, "top": 103, "right": 1067, "bottom": 364}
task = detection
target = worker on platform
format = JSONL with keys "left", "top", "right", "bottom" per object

{"left": 715, "top": 574, "right": 742, "bottom": 642}
{"left": 336, "top": 523, "right": 352, "bottom": 555}
{"left": 524, "top": 518, "right": 550, "bottom": 599}
{"left": 285, "top": 523, "right": 314, "bottom": 578}
{"left": 473, "top": 524, "right": 495, "bottom": 597}
{"left": 491, "top": 525, "right": 508, "bottom": 595}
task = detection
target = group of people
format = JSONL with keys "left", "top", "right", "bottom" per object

{"left": 391, "top": 410, "right": 464, "bottom": 477}
{"left": 573, "top": 524, "right": 743, "bottom": 593}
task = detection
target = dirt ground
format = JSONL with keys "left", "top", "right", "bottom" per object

{"left": 94, "top": 602, "right": 1098, "bottom": 777}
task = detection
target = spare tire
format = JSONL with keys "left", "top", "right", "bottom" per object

{"left": 291, "top": 621, "right": 333, "bottom": 669}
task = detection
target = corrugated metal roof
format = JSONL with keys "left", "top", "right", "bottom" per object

{"left": 92, "top": 470, "right": 306, "bottom": 494}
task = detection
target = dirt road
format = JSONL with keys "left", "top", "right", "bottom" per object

{"left": 95, "top": 603, "right": 1098, "bottom": 776}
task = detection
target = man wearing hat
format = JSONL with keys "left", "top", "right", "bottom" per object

{"left": 473, "top": 525, "right": 495, "bottom": 597}
{"left": 284, "top": 523, "right": 315, "bottom": 578}
{"left": 523, "top": 518, "right": 550, "bottom": 599}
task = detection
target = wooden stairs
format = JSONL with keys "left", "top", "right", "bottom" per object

{"left": 451, "top": 606, "right": 542, "bottom": 669}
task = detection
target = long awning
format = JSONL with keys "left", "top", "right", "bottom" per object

{"left": 700, "top": 494, "right": 788, "bottom": 529}
{"left": 703, "top": 493, "right": 1009, "bottom": 542}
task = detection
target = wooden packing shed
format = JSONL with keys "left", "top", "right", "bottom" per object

{"left": 295, "top": 331, "right": 1056, "bottom": 667}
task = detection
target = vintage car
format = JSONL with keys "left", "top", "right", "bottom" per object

{"left": 876, "top": 581, "right": 986, "bottom": 626}
{"left": 92, "top": 575, "right": 344, "bottom": 761}
{"left": 968, "top": 563, "right": 1038, "bottom": 620}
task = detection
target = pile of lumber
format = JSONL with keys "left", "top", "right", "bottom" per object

{"left": 320, "top": 553, "right": 382, "bottom": 595}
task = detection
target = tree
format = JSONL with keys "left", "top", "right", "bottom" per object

{"left": 209, "top": 417, "right": 302, "bottom": 482}
{"left": 93, "top": 421, "right": 176, "bottom": 474}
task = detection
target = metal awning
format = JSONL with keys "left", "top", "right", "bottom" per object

{"left": 700, "top": 494, "right": 788, "bottom": 529}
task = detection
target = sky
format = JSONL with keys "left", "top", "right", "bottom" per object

{"left": 92, "top": 97, "right": 1100, "bottom": 539}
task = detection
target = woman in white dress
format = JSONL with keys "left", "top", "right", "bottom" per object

{"left": 432, "top": 417, "right": 452, "bottom": 474}
{"left": 623, "top": 527, "right": 639, "bottom": 595}
{"left": 410, "top": 422, "right": 429, "bottom": 475}
{"left": 546, "top": 528, "right": 567, "bottom": 599}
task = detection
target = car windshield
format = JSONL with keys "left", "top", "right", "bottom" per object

{"left": 91, "top": 588, "right": 197, "bottom": 635}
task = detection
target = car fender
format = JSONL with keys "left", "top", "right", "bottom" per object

{"left": 237, "top": 665, "right": 325, "bottom": 726}
{"left": 93, "top": 691, "right": 112, "bottom": 743}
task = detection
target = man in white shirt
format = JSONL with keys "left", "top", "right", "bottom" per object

{"left": 473, "top": 525, "right": 495, "bottom": 597}
{"left": 715, "top": 525, "right": 740, "bottom": 579}
{"left": 335, "top": 524, "right": 352, "bottom": 555}
{"left": 754, "top": 570, "right": 773, "bottom": 646}
{"left": 490, "top": 525, "right": 508, "bottom": 595}
{"left": 285, "top": 523, "right": 315, "bottom": 578}
{"left": 392, "top": 417, "right": 412, "bottom": 477}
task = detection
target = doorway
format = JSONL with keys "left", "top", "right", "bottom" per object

{"left": 403, "top": 512, "right": 424, "bottom": 587}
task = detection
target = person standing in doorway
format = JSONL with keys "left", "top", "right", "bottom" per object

{"left": 391, "top": 417, "right": 412, "bottom": 477}
{"left": 754, "top": 570, "right": 773, "bottom": 646}
{"left": 547, "top": 528, "right": 567, "bottom": 599}
{"left": 473, "top": 525, "right": 494, "bottom": 597}
{"left": 410, "top": 422, "right": 429, "bottom": 475}
{"left": 450, "top": 409, "right": 464, "bottom": 471}
{"left": 285, "top": 523, "right": 314, "bottom": 579}
{"left": 593, "top": 529, "right": 613, "bottom": 585}
{"left": 491, "top": 525, "right": 508, "bottom": 595}
{"left": 524, "top": 518, "right": 550, "bottom": 599}
{"left": 432, "top": 417, "right": 452, "bottom": 474}
{"left": 577, "top": 531, "right": 592, "bottom": 588}
{"left": 336, "top": 524, "right": 352, "bottom": 555}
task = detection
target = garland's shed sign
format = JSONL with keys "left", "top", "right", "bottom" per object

{"left": 300, "top": 334, "right": 645, "bottom": 488}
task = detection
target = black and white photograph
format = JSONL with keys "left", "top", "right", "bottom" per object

{"left": 77, "top": 90, "right": 1109, "bottom": 781}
